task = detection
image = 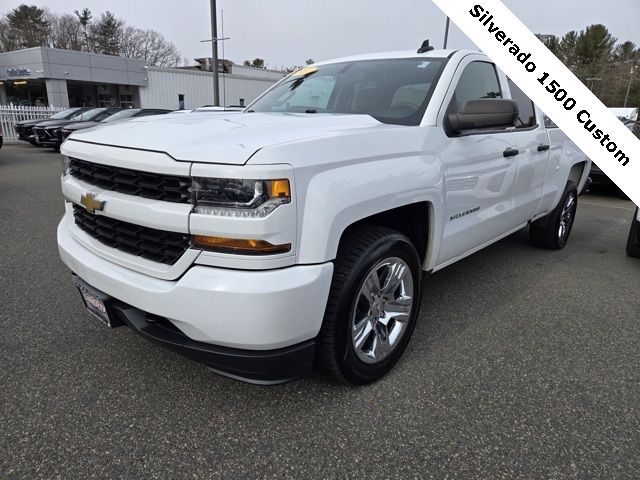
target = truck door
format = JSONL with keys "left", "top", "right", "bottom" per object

{"left": 502, "top": 77, "right": 551, "bottom": 222}
{"left": 436, "top": 59, "right": 529, "bottom": 266}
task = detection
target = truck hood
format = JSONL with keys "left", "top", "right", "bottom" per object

{"left": 67, "top": 112, "right": 385, "bottom": 164}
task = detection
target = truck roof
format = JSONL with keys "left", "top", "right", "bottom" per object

{"left": 314, "top": 49, "right": 480, "bottom": 66}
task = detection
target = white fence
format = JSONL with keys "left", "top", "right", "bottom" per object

{"left": 0, "top": 105, "right": 65, "bottom": 144}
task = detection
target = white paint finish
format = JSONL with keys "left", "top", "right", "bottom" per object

{"left": 59, "top": 219, "right": 333, "bottom": 350}
{"left": 252, "top": 125, "right": 444, "bottom": 267}
{"left": 61, "top": 137, "right": 190, "bottom": 175}
{"left": 64, "top": 112, "right": 386, "bottom": 164}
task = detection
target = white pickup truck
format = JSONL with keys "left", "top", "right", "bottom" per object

{"left": 58, "top": 47, "right": 589, "bottom": 385}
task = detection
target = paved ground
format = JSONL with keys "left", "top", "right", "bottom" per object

{"left": 1, "top": 144, "right": 639, "bottom": 479}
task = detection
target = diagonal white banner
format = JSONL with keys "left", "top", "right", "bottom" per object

{"left": 433, "top": 0, "right": 640, "bottom": 206}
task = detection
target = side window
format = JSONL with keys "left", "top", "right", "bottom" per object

{"left": 543, "top": 115, "right": 558, "bottom": 129}
{"left": 449, "top": 61, "right": 502, "bottom": 115}
{"left": 507, "top": 78, "right": 537, "bottom": 128}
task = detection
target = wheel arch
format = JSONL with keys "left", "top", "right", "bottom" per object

{"left": 337, "top": 202, "right": 434, "bottom": 269}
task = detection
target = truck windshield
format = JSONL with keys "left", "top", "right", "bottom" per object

{"left": 248, "top": 58, "right": 447, "bottom": 126}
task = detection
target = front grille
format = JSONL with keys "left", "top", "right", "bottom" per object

{"left": 69, "top": 158, "right": 191, "bottom": 204}
{"left": 73, "top": 204, "right": 190, "bottom": 265}
{"left": 34, "top": 128, "right": 56, "bottom": 141}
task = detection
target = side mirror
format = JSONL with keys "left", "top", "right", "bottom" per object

{"left": 448, "top": 99, "right": 519, "bottom": 133}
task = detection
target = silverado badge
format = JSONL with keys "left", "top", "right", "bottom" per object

{"left": 80, "top": 192, "right": 105, "bottom": 214}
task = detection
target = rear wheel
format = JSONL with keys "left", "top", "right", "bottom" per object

{"left": 530, "top": 183, "right": 578, "bottom": 250}
{"left": 318, "top": 225, "right": 422, "bottom": 385}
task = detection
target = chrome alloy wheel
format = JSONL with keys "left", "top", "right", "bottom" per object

{"left": 351, "top": 257, "right": 414, "bottom": 364}
{"left": 558, "top": 191, "right": 577, "bottom": 242}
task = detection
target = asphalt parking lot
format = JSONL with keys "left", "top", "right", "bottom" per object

{"left": 1, "top": 144, "right": 639, "bottom": 479}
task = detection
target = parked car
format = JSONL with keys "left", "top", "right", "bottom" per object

{"left": 58, "top": 47, "right": 590, "bottom": 385}
{"left": 33, "top": 108, "right": 122, "bottom": 149}
{"left": 628, "top": 207, "right": 640, "bottom": 258}
{"left": 14, "top": 107, "right": 90, "bottom": 145}
{"left": 60, "top": 109, "right": 172, "bottom": 141}
{"left": 588, "top": 116, "right": 637, "bottom": 195}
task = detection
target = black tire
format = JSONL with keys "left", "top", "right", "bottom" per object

{"left": 627, "top": 208, "right": 640, "bottom": 258}
{"left": 28, "top": 139, "right": 37, "bottom": 146}
{"left": 530, "top": 183, "right": 578, "bottom": 250}
{"left": 318, "top": 225, "right": 422, "bottom": 385}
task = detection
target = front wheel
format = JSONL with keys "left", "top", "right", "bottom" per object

{"left": 318, "top": 225, "right": 422, "bottom": 385}
{"left": 530, "top": 183, "right": 578, "bottom": 250}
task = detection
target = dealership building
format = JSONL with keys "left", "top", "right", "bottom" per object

{"left": 0, "top": 47, "right": 286, "bottom": 110}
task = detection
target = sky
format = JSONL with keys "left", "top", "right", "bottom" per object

{"left": 2, "top": 0, "right": 639, "bottom": 69}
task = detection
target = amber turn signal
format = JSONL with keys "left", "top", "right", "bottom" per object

{"left": 192, "top": 235, "right": 291, "bottom": 255}
{"left": 269, "top": 179, "right": 291, "bottom": 198}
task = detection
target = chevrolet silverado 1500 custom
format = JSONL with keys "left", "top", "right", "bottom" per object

{"left": 58, "top": 48, "right": 590, "bottom": 385}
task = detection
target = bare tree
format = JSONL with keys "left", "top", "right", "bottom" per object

{"left": 120, "top": 26, "right": 180, "bottom": 67}
{"left": 50, "top": 13, "right": 83, "bottom": 51}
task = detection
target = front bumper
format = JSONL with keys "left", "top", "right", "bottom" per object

{"left": 75, "top": 279, "right": 316, "bottom": 384}
{"left": 34, "top": 129, "right": 61, "bottom": 146}
{"left": 58, "top": 219, "right": 333, "bottom": 379}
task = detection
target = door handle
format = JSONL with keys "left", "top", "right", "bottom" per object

{"left": 537, "top": 144, "right": 550, "bottom": 152}
{"left": 503, "top": 148, "right": 520, "bottom": 158}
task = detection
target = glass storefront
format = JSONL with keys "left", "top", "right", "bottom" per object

{"left": 2, "top": 79, "right": 48, "bottom": 106}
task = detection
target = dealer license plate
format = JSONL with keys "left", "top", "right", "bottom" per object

{"left": 73, "top": 279, "right": 114, "bottom": 328}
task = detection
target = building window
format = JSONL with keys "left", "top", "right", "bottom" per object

{"left": 120, "top": 94, "right": 134, "bottom": 108}
{"left": 98, "top": 93, "right": 116, "bottom": 107}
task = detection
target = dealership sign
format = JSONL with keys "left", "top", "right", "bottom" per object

{"left": 433, "top": 0, "right": 640, "bottom": 206}
{"left": 7, "top": 68, "right": 31, "bottom": 77}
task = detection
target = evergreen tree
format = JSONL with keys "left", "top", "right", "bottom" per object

{"left": 89, "top": 11, "right": 122, "bottom": 55}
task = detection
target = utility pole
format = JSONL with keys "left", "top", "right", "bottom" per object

{"left": 443, "top": 17, "right": 451, "bottom": 49}
{"left": 624, "top": 59, "right": 638, "bottom": 108}
{"left": 210, "top": 0, "right": 219, "bottom": 106}
{"left": 201, "top": 0, "right": 229, "bottom": 106}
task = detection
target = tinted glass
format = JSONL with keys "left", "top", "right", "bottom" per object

{"left": 50, "top": 108, "right": 83, "bottom": 120}
{"left": 507, "top": 78, "right": 536, "bottom": 128}
{"left": 249, "top": 58, "right": 447, "bottom": 126}
{"left": 74, "top": 108, "right": 107, "bottom": 121}
{"left": 102, "top": 109, "right": 140, "bottom": 123}
{"left": 543, "top": 115, "right": 558, "bottom": 129}
{"left": 449, "top": 61, "right": 502, "bottom": 114}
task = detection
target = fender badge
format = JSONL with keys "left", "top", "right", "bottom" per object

{"left": 80, "top": 192, "right": 105, "bottom": 214}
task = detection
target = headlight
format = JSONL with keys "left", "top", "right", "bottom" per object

{"left": 192, "top": 177, "right": 291, "bottom": 217}
{"left": 61, "top": 155, "right": 70, "bottom": 176}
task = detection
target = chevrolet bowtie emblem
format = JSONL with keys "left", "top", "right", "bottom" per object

{"left": 80, "top": 192, "right": 105, "bottom": 214}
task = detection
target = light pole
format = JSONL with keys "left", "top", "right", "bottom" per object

{"left": 443, "top": 17, "right": 451, "bottom": 49}
{"left": 623, "top": 59, "right": 638, "bottom": 108}
{"left": 201, "top": 0, "right": 229, "bottom": 107}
